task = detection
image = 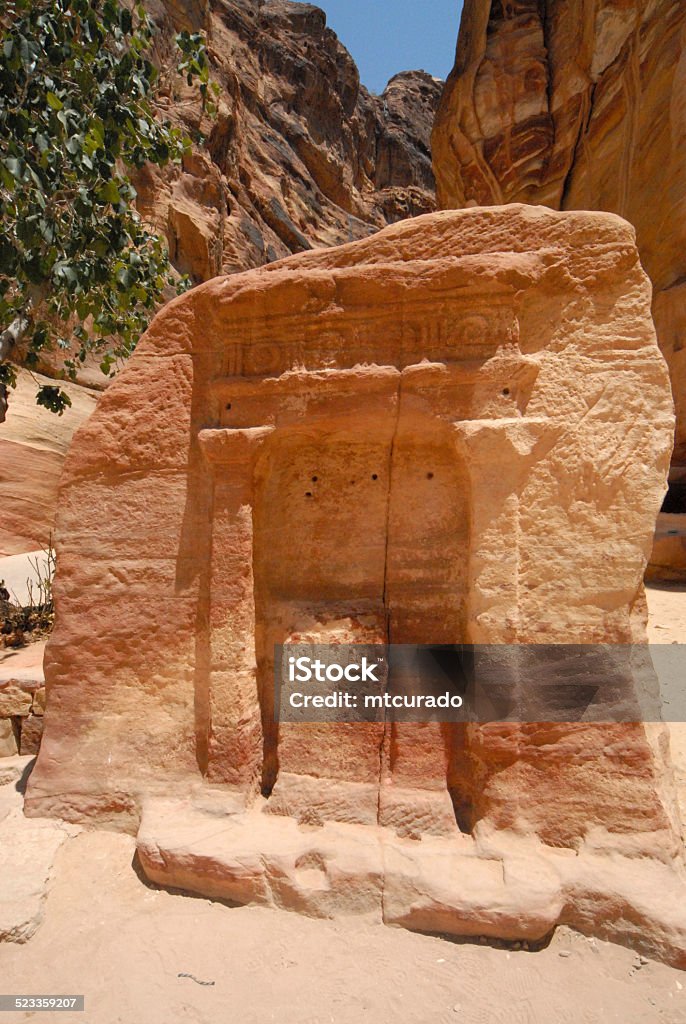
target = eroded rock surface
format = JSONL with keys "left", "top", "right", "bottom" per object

{"left": 139, "top": 0, "right": 443, "bottom": 281}
{"left": 23, "top": 206, "right": 685, "bottom": 960}
{"left": 432, "top": 0, "right": 686, "bottom": 567}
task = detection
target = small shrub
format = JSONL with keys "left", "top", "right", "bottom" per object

{"left": 1, "top": 540, "right": 55, "bottom": 647}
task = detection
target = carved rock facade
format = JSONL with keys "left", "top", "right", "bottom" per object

{"left": 26, "top": 207, "right": 686, "bottom": 963}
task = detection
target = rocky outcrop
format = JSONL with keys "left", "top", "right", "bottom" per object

{"left": 137, "top": 0, "right": 443, "bottom": 280}
{"left": 24, "top": 205, "right": 685, "bottom": 961}
{"left": 432, "top": 0, "right": 686, "bottom": 563}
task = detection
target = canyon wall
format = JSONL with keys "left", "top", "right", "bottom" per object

{"left": 141, "top": 0, "right": 443, "bottom": 281}
{"left": 0, "top": 372, "right": 97, "bottom": 556}
{"left": 432, "top": 0, "right": 686, "bottom": 574}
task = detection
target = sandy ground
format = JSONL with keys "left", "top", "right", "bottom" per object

{"left": 0, "top": 586, "right": 685, "bottom": 1023}
{"left": 646, "top": 582, "right": 686, "bottom": 644}
{"left": 0, "top": 829, "right": 685, "bottom": 1024}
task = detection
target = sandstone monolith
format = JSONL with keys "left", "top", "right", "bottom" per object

{"left": 25, "top": 206, "right": 686, "bottom": 963}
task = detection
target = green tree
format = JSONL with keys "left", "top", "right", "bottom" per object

{"left": 0, "top": 0, "right": 214, "bottom": 418}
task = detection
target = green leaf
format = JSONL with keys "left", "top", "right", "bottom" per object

{"left": 0, "top": 164, "right": 14, "bottom": 191}
{"left": 36, "top": 385, "right": 72, "bottom": 415}
{"left": 0, "top": 2, "right": 216, "bottom": 415}
{"left": 116, "top": 265, "right": 133, "bottom": 289}
{"left": 46, "top": 91, "right": 63, "bottom": 111}
{"left": 0, "top": 364, "right": 18, "bottom": 389}
{"left": 98, "top": 180, "right": 121, "bottom": 204}
{"left": 32, "top": 324, "right": 49, "bottom": 350}
{"left": 99, "top": 353, "right": 114, "bottom": 375}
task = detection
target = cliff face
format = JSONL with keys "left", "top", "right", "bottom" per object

{"left": 433, "top": 0, "right": 686, "bottom": 489}
{"left": 139, "top": 0, "right": 443, "bottom": 280}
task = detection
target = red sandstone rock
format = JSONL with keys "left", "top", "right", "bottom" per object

{"left": 0, "top": 684, "right": 32, "bottom": 718}
{"left": 0, "top": 372, "right": 97, "bottom": 556}
{"left": 23, "top": 206, "right": 685, "bottom": 960}
{"left": 18, "top": 717, "right": 43, "bottom": 757}
{"left": 137, "top": 800, "right": 686, "bottom": 966}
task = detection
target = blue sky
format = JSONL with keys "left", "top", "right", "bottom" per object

{"left": 298, "top": 1, "right": 464, "bottom": 95}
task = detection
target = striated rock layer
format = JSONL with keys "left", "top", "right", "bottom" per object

{"left": 0, "top": 371, "right": 97, "bottom": 556}
{"left": 432, "top": 0, "right": 686, "bottom": 566}
{"left": 24, "top": 206, "right": 686, "bottom": 962}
